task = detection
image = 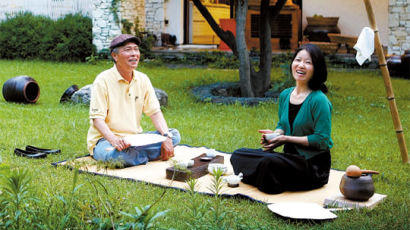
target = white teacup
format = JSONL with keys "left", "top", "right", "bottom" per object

{"left": 206, "top": 148, "right": 217, "bottom": 158}
{"left": 208, "top": 163, "right": 227, "bottom": 175}
{"left": 264, "top": 133, "right": 281, "bottom": 142}
{"left": 176, "top": 159, "right": 195, "bottom": 169}
{"left": 175, "top": 161, "right": 188, "bottom": 169}
{"left": 187, "top": 159, "right": 194, "bottom": 167}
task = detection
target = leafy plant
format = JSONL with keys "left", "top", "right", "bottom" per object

{"left": 111, "top": 0, "right": 122, "bottom": 25}
{"left": 120, "top": 205, "right": 169, "bottom": 230}
{"left": 268, "top": 63, "right": 294, "bottom": 94}
{"left": 121, "top": 19, "right": 134, "bottom": 34}
{"left": 0, "top": 169, "right": 39, "bottom": 229}
{"left": 184, "top": 178, "right": 209, "bottom": 229}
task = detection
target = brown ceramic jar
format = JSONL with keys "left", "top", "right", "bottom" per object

{"left": 339, "top": 174, "right": 375, "bottom": 201}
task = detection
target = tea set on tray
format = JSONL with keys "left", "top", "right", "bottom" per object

{"left": 167, "top": 148, "right": 243, "bottom": 187}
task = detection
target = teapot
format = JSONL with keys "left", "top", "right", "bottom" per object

{"left": 223, "top": 173, "right": 243, "bottom": 187}
{"left": 339, "top": 165, "right": 379, "bottom": 201}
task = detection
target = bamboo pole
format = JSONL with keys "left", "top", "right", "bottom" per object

{"left": 363, "top": 0, "right": 409, "bottom": 163}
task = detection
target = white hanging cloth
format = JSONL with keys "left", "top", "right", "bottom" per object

{"left": 354, "top": 27, "right": 375, "bottom": 65}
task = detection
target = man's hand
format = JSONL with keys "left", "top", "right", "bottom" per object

{"left": 93, "top": 118, "right": 131, "bottom": 151}
{"left": 160, "top": 138, "right": 174, "bottom": 161}
{"left": 108, "top": 136, "right": 131, "bottom": 151}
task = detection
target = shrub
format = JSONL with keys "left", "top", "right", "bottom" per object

{"left": 50, "top": 14, "right": 95, "bottom": 62}
{"left": 0, "top": 12, "right": 54, "bottom": 59}
{"left": 0, "top": 12, "right": 95, "bottom": 62}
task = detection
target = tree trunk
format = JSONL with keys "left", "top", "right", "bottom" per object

{"left": 192, "top": 0, "right": 287, "bottom": 97}
{"left": 236, "top": 0, "right": 253, "bottom": 97}
{"left": 250, "top": 0, "right": 287, "bottom": 97}
{"left": 249, "top": 0, "right": 272, "bottom": 97}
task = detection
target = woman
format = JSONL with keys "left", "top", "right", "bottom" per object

{"left": 230, "top": 44, "right": 333, "bottom": 194}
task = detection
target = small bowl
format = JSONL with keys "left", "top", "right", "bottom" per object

{"left": 207, "top": 163, "right": 227, "bottom": 175}
{"left": 200, "top": 156, "right": 213, "bottom": 161}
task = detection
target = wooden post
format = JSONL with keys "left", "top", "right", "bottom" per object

{"left": 363, "top": 0, "right": 409, "bottom": 163}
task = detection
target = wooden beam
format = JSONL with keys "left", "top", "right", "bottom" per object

{"left": 363, "top": 0, "right": 409, "bottom": 164}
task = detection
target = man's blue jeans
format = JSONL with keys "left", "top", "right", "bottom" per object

{"left": 93, "top": 129, "right": 181, "bottom": 167}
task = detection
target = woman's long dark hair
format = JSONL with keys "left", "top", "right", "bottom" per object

{"left": 290, "top": 43, "right": 328, "bottom": 93}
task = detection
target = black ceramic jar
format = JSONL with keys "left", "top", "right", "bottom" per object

{"left": 2, "top": 76, "right": 40, "bottom": 103}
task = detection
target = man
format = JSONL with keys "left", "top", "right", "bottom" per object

{"left": 87, "top": 34, "right": 180, "bottom": 166}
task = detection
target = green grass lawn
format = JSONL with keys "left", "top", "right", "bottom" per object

{"left": 0, "top": 59, "right": 408, "bottom": 229}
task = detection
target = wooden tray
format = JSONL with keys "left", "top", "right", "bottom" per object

{"left": 166, "top": 154, "right": 224, "bottom": 182}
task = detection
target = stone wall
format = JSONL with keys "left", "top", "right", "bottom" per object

{"left": 92, "top": 0, "right": 121, "bottom": 51}
{"left": 145, "top": 0, "right": 164, "bottom": 46}
{"left": 389, "top": 0, "right": 410, "bottom": 54}
{"left": 93, "top": 0, "right": 164, "bottom": 51}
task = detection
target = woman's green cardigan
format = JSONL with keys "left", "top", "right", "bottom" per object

{"left": 276, "top": 87, "right": 333, "bottom": 159}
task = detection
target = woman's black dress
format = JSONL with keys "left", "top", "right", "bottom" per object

{"left": 230, "top": 102, "right": 331, "bottom": 194}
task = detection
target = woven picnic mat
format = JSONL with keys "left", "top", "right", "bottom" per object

{"left": 53, "top": 145, "right": 346, "bottom": 205}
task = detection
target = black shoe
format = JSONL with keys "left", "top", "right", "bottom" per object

{"left": 25, "top": 145, "right": 61, "bottom": 154}
{"left": 14, "top": 148, "right": 47, "bottom": 159}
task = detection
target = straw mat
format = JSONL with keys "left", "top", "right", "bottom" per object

{"left": 54, "top": 145, "right": 346, "bottom": 205}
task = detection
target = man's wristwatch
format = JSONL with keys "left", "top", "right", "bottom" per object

{"left": 162, "top": 131, "right": 173, "bottom": 139}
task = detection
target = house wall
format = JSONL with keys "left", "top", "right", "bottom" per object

{"left": 191, "top": 3, "right": 230, "bottom": 44}
{"left": 164, "top": 0, "right": 184, "bottom": 45}
{"left": 389, "top": 0, "right": 409, "bottom": 54}
{"left": 303, "top": 0, "right": 389, "bottom": 47}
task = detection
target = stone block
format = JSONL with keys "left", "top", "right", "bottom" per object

{"left": 97, "top": 21, "right": 107, "bottom": 27}
{"left": 71, "top": 84, "right": 92, "bottom": 105}
{"left": 389, "top": 14, "right": 400, "bottom": 27}
{"left": 389, "top": 35, "right": 398, "bottom": 44}
{"left": 391, "top": 6, "right": 403, "bottom": 13}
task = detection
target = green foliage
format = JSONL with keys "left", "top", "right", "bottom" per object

{"left": 183, "top": 169, "right": 239, "bottom": 229}
{"left": 120, "top": 205, "right": 169, "bottom": 230}
{"left": 0, "top": 12, "right": 95, "bottom": 62}
{"left": 111, "top": 0, "right": 122, "bottom": 25}
{"left": 121, "top": 19, "right": 134, "bottom": 34}
{"left": 0, "top": 169, "right": 39, "bottom": 229}
{"left": 0, "top": 12, "right": 54, "bottom": 59}
{"left": 268, "top": 63, "right": 294, "bottom": 94}
{"left": 133, "top": 17, "right": 156, "bottom": 60}
{"left": 154, "top": 51, "right": 239, "bottom": 69}
{"left": 51, "top": 14, "right": 95, "bottom": 62}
